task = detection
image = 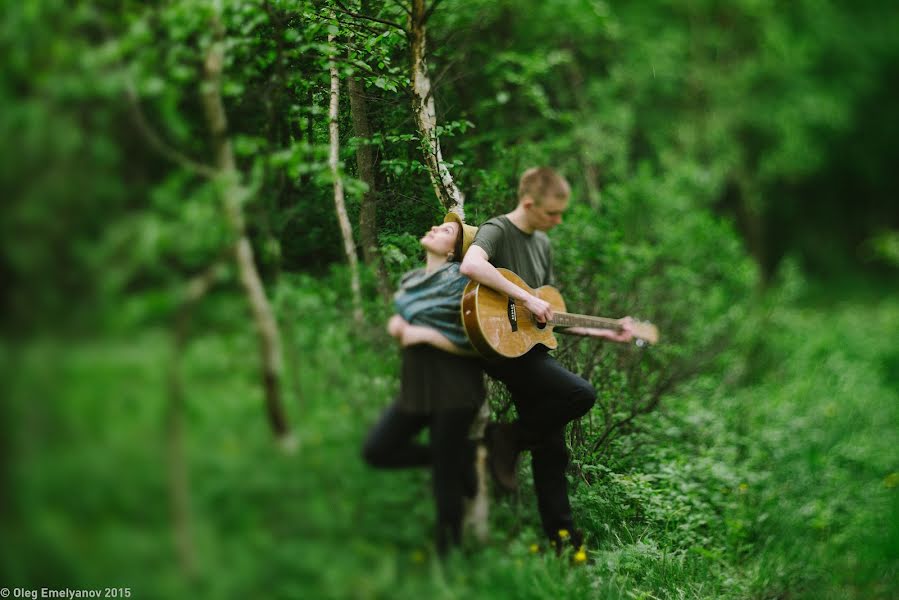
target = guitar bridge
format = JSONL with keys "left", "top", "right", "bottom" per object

{"left": 507, "top": 297, "right": 518, "bottom": 332}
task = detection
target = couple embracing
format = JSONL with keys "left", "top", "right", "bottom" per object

{"left": 363, "top": 167, "right": 635, "bottom": 557}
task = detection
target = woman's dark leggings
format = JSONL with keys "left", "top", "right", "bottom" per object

{"left": 362, "top": 403, "right": 478, "bottom": 555}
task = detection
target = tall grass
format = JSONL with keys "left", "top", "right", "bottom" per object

{"left": 1, "top": 274, "right": 896, "bottom": 598}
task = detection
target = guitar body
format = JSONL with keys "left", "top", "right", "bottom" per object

{"left": 461, "top": 268, "right": 566, "bottom": 359}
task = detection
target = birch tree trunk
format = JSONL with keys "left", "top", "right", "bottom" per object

{"left": 201, "top": 12, "right": 292, "bottom": 447}
{"left": 348, "top": 75, "right": 392, "bottom": 302}
{"left": 408, "top": 0, "right": 479, "bottom": 429}
{"left": 408, "top": 0, "right": 487, "bottom": 540}
{"left": 409, "top": 0, "right": 465, "bottom": 216}
{"left": 328, "top": 27, "right": 365, "bottom": 324}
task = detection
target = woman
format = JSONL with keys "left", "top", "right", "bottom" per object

{"left": 362, "top": 213, "right": 484, "bottom": 556}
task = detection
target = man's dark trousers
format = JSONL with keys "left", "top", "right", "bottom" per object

{"left": 482, "top": 346, "right": 596, "bottom": 538}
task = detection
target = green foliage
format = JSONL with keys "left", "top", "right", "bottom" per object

{"left": 378, "top": 231, "right": 422, "bottom": 281}
{"left": 3, "top": 0, "right": 898, "bottom": 597}
{"left": 4, "top": 276, "right": 897, "bottom": 598}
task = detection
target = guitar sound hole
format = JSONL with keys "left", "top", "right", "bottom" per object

{"left": 535, "top": 320, "right": 547, "bottom": 330}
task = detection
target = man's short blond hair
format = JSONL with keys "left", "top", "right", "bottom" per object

{"left": 518, "top": 167, "right": 571, "bottom": 205}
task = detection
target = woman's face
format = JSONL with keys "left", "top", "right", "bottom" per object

{"left": 420, "top": 221, "right": 460, "bottom": 257}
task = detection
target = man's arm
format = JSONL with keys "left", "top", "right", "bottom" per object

{"left": 460, "top": 246, "right": 554, "bottom": 322}
{"left": 400, "top": 324, "right": 479, "bottom": 356}
{"left": 559, "top": 317, "right": 635, "bottom": 343}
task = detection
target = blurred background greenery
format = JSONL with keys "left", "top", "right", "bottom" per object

{"left": 1, "top": 0, "right": 897, "bottom": 598}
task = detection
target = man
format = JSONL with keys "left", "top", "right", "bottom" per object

{"left": 460, "top": 167, "right": 634, "bottom": 552}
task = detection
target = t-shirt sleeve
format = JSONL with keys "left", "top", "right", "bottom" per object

{"left": 471, "top": 220, "right": 504, "bottom": 260}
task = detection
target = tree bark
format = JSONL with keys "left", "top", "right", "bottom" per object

{"left": 328, "top": 26, "right": 365, "bottom": 324}
{"left": 167, "top": 318, "right": 195, "bottom": 578}
{"left": 202, "top": 13, "right": 293, "bottom": 446}
{"left": 566, "top": 56, "right": 602, "bottom": 210}
{"left": 724, "top": 174, "right": 768, "bottom": 283}
{"left": 348, "top": 75, "right": 392, "bottom": 301}
{"left": 167, "top": 259, "right": 226, "bottom": 578}
{"left": 408, "top": 0, "right": 487, "bottom": 539}
{"left": 409, "top": 0, "right": 465, "bottom": 216}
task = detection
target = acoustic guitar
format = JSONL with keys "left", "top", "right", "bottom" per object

{"left": 461, "top": 268, "right": 659, "bottom": 358}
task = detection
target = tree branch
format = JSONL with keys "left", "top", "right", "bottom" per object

{"left": 333, "top": 0, "right": 407, "bottom": 32}
{"left": 422, "top": 0, "right": 444, "bottom": 25}
{"left": 340, "top": 15, "right": 391, "bottom": 38}
{"left": 389, "top": 0, "right": 412, "bottom": 17}
{"left": 124, "top": 81, "right": 218, "bottom": 179}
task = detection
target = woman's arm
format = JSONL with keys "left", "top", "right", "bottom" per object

{"left": 400, "top": 324, "right": 479, "bottom": 357}
{"left": 387, "top": 314, "right": 409, "bottom": 340}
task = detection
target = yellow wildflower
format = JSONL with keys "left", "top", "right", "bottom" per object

{"left": 885, "top": 472, "right": 899, "bottom": 489}
{"left": 574, "top": 546, "right": 588, "bottom": 564}
{"left": 738, "top": 482, "right": 748, "bottom": 493}
{"left": 558, "top": 529, "right": 570, "bottom": 539}
{"left": 529, "top": 543, "right": 540, "bottom": 554}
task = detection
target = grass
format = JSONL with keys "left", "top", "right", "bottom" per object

{"left": 1, "top": 277, "right": 896, "bottom": 598}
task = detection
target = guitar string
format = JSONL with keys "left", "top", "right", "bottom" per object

{"left": 515, "top": 304, "right": 621, "bottom": 329}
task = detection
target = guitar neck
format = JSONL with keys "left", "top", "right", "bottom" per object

{"left": 550, "top": 312, "right": 622, "bottom": 330}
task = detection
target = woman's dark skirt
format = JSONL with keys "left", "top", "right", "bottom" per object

{"left": 396, "top": 344, "right": 485, "bottom": 413}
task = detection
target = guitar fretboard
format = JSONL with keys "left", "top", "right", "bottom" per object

{"left": 550, "top": 312, "right": 622, "bottom": 330}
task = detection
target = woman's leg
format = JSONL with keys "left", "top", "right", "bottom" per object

{"left": 362, "top": 403, "right": 430, "bottom": 468}
{"left": 430, "top": 406, "right": 478, "bottom": 555}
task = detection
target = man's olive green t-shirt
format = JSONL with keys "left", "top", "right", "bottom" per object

{"left": 471, "top": 215, "right": 555, "bottom": 288}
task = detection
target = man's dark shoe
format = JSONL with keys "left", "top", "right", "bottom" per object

{"left": 486, "top": 422, "right": 521, "bottom": 492}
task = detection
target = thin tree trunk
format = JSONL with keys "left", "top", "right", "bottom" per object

{"left": 168, "top": 325, "right": 195, "bottom": 578}
{"left": 167, "top": 259, "right": 226, "bottom": 578}
{"left": 328, "top": 25, "right": 364, "bottom": 324}
{"left": 202, "top": 12, "right": 293, "bottom": 447}
{"left": 350, "top": 0, "right": 389, "bottom": 301}
{"left": 566, "top": 56, "right": 602, "bottom": 210}
{"left": 408, "top": 0, "right": 476, "bottom": 429}
{"left": 301, "top": 80, "right": 315, "bottom": 189}
{"left": 730, "top": 173, "right": 768, "bottom": 283}
{"left": 409, "top": 0, "right": 465, "bottom": 215}
{"left": 408, "top": 0, "right": 487, "bottom": 540}
{"left": 463, "top": 406, "right": 490, "bottom": 542}
{"left": 0, "top": 375, "right": 12, "bottom": 541}
{"left": 580, "top": 159, "right": 602, "bottom": 210}
{"left": 348, "top": 75, "right": 391, "bottom": 301}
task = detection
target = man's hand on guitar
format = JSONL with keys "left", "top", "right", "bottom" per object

{"left": 461, "top": 268, "right": 659, "bottom": 357}
{"left": 523, "top": 293, "right": 553, "bottom": 323}
{"left": 566, "top": 317, "right": 635, "bottom": 343}
{"left": 608, "top": 316, "right": 636, "bottom": 342}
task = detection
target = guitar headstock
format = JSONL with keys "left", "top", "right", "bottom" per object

{"left": 632, "top": 321, "right": 659, "bottom": 345}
